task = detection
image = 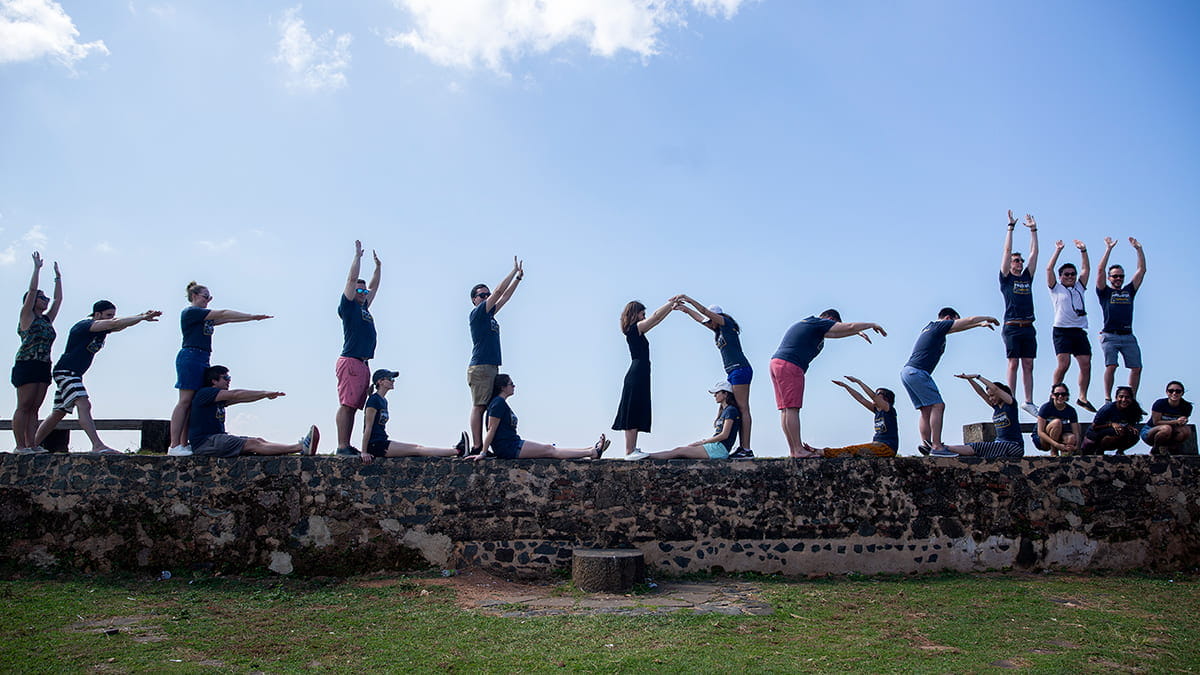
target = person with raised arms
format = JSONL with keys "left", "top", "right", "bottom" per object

{"left": 11, "top": 253, "right": 62, "bottom": 454}
{"left": 466, "top": 257, "right": 523, "bottom": 455}
{"left": 32, "top": 301, "right": 162, "bottom": 454}
{"left": 1045, "top": 239, "right": 1096, "bottom": 413}
{"left": 1141, "top": 381, "right": 1192, "bottom": 455}
{"left": 931, "top": 374, "right": 1024, "bottom": 458}
{"left": 477, "top": 373, "right": 609, "bottom": 460}
{"left": 188, "top": 365, "right": 318, "bottom": 457}
{"left": 671, "top": 294, "right": 754, "bottom": 457}
{"left": 334, "top": 240, "right": 381, "bottom": 457}
{"left": 998, "top": 211, "right": 1040, "bottom": 417}
{"left": 901, "top": 308, "right": 999, "bottom": 456}
{"left": 613, "top": 298, "right": 677, "bottom": 459}
{"left": 803, "top": 376, "right": 898, "bottom": 458}
{"left": 626, "top": 381, "right": 740, "bottom": 461}
{"left": 359, "top": 368, "right": 469, "bottom": 464}
{"left": 1096, "top": 237, "right": 1146, "bottom": 401}
{"left": 770, "top": 309, "right": 886, "bottom": 458}
{"left": 1033, "top": 382, "right": 1081, "bottom": 456}
{"left": 167, "top": 281, "right": 272, "bottom": 457}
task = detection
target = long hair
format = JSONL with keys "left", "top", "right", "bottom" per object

{"left": 491, "top": 373, "right": 512, "bottom": 399}
{"left": 713, "top": 390, "right": 738, "bottom": 429}
{"left": 1114, "top": 386, "right": 1146, "bottom": 420}
{"left": 186, "top": 281, "right": 208, "bottom": 302}
{"left": 620, "top": 301, "right": 645, "bottom": 334}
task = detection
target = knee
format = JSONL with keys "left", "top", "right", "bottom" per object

{"left": 1047, "top": 419, "right": 1063, "bottom": 434}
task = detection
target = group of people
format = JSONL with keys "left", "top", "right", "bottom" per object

{"left": 8, "top": 219, "right": 1192, "bottom": 460}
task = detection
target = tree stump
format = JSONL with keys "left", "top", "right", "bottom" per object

{"left": 572, "top": 548, "right": 645, "bottom": 592}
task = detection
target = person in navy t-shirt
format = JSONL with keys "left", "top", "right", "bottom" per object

{"left": 1082, "top": 386, "right": 1144, "bottom": 455}
{"left": 476, "top": 373, "right": 609, "bottom": 460}
{"left": 901, "top": 308, "right": 1000, "bottom": 455}
{"left": 1141, "top": 381, "right": 1192, "bottom": 454}
{"left": 357, "top": 368, "right": 468, "bottom": 463}
{"left": 806, "top": 375, "right": 898, "bottom": 458}
{"left": 1033, "top": 382, "right": 1081, "bottom": 456}
{"left": 629, "top": 381, "right": 742, "bottom": 460}
{"left": 770, "top": 309, "right": 887, "bottom": 458}
{"left": 32, "top": 301, "right": 162, "bottom": 454}
{"left": 334, "top": 240, "right": 381, "bottom": 456}
{"left": 998, "top": 210, "right": 1040, "bottom": 417}
{"left": 1095, "top": 236, "right": 1147, "bottom": 402}
{"left": 934, "top": 374, "right": 1024, "bottom": 459}
{"left": 466, "top": 257, "right": 524, "bottom": 456}
{"left": 188, "top": 365, "right": 318, "bottom": 457}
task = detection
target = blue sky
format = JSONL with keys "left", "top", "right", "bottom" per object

{"left": 3, "top": 0, "right": 1198, "bottom": 455}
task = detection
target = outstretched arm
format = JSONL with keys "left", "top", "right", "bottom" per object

{"left": 1046, "top": 240, "right": 1064, "bottom": 288}
{"left": 206, "top": 309, "right": 272, "bottom": 325}
{"left": 366, "top": 250, "right": 381, "bottom": 306}
{"left": 847, "top": 374, "right": 890, "bottom": 412}
{"left": 825, "top": 321, "right": 886, "bottom": 341}
{"left": 673, "top": 294, "right": 725, "bottom": 327}
{"left": 948, "top": 316, "right": 999, "bottom": 333}
{"left": 1024, "top": 214, "right": 1039, "bottom": 274}
{"left": 487, "top": 257, "right": 521, "bottom": 313}
{"left": 19, "top": 253, "right": 43, "bottom": 330}
{"left": 214, "top": 389, "right": 286, "bottom": 405}
{"left": 833, "top": 379, "right": 876, "bottom": 413}
{"left": 1076, "top": 240, "right": 1090, "bottom": 287}
{"left": 46, "top": 262, "right": 62, "bottom": 323}
{"left": 91, "top": 310, "right": 162, "bottom": 333}
{"left": 343, "top": 240, "right": 364, "bottom": 302}
{"left": 636, "top": 300, "right": 676, "bottom": 335}
{"left": 674, "top": 302, "right": 710, "bottom": 327}
{"left": 955, "top": 373, "right": 992, "bottom": 405}
{"left": 1128, "top": 238, "right": 1146, "bottom": 290}
{"left": 1096, "top": 237, "right": 1116, "bottom": 290}
{"left": 1000, "top": 210, "right": 1017, "bottom": 273}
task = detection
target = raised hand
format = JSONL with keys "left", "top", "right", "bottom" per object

{"left": 252, "top": 314, "right": 273, "bottom": 321}
{"left": 1129, "top": 237, "right": 1142, "bottom": 249}
{"left": 1073, "top": 239, "right": 1086, "bottom": 251}
{"left": 1024, "top": 214, "right": 1037, "bottom": 229}
{"left": 142, "top": 310, "right": 163, "bottom": 322}
{"left": 32, "top": 251, "right": 43, "bottom": 268}
{"left": 373, "top": 249, "right": 381, "bottom": 266}
{"left": 1104, "top": 236, "right": 1117, "bottom": 249}
{"left": 1054, "top": 240, "right": 1065, "bottom": 251}
{"left": 53, "top": 262, "right": 61, "bottom": 277}
{"left": 354, "top": 240, "right": 364, "bottom": 257}
{"left": 1007, "top": 210, "right": 1017, "bottom": 226}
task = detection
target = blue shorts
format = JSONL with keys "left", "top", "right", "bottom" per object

{"left": 492, "top": 438, "right": 524, "bottom": 459}
{"left": 703, "top": 442, "right": 730, "bottom": 459}
{"left": 175, "top": 347, "right": 211, "bottom": 390}
{"left": 726, "top": 366, "right": 753, "bottom": 386}
{"left": 900, "top": 366, "right": 942, "bottom": 409}
{"left": 1099, "top": 333, "right": 1142, "bottom": 369}
{"left": 1002, "top": 324, "right": 1037, "bottom": 359}
{"left": 1140, "top": 424, "right": 1157, "bottom": 445}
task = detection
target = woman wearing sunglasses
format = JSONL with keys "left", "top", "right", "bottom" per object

{"left": 1141, "top": 381, "right": 1192, "bottom": 455}
{"left": 1032, "top": 382, "right": 1081, "bottom": 456}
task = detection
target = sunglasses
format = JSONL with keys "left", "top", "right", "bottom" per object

{"left": 1167, "top": 389, "right": 1184, "bottom": 394}
{"left": 1052, "top": 392, "right": 1068, "bottom": 398}
{"left": 1109, "top": 274, "right": 1125, "bottom": 279}
{"left": 475, "top": 292, "right": 491, "bottom": 299}
{"left": 355, "top": 288, "right": 371, "bottom": 295}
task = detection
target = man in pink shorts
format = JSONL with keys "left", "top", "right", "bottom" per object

{"left": 334, "top": 240, "right": 381, "bottom": 456}
{"left": 770, "top": 309, "right": 886, "bottom": 457}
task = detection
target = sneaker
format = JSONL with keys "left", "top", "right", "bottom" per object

{"left": 455, "top": 432, "right": 469, "bottom": 457}
{"left": 729, "top": 447, "right": 755, "bottom": 459}
{"left": 1021, "top": 402, "right": 1040, "bottom": 417}
{"left": 917, "top": 440, "right": 932, "bottom": 456}
{"left": 167, "top": 445, "right": 193, "bottom": 457}
{"left": 929, "top": 447, "right": 957, "bottom": 458}
{"left": 335, "top": 446, "right": 359, "bottom": 457}
{"left": 16, "top": 446, "right": 48, "bottom": 455}
{"left": 300, "top": 426, "right": 320, "bottom": 456}
{"left": 624, "top": 450, "right": 650, "bottom": 461}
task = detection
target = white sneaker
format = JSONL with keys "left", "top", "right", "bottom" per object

{"left": 1021, "top": 402, "right": 1040, "bottom": 417}
{"left": 623, "top": 450, "right": 650, "bottom": 461}
{"left": 167, "top": 445, "right": 193, "bottom": 457}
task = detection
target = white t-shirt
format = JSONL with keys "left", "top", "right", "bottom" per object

{"left": 1049, "top": 281, "right": 1089, "bottom": 329}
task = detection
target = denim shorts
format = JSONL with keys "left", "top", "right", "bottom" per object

{"left": 726, "top": 366, "right": 753, "bottom": 386}
{"left": 175, "top": 347, "right": 211, "bottom": 390}
{"left": 703, "top": 442, "right": 730, "bottom": 459}
{"left": 1099, "top": 333, "right": 1142, "bottom": 368}
{"left": 900, "top": 366, "right": 942, "bottom": 409}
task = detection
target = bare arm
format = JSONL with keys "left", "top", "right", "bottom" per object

{"left": 674, "top": 294, "right": 725, "bottom": 326}
{"left": 1096, "top": 237, "right": 1116, "bottom": 290}
{"left": 1046, "top": 240, "right": 1064, "bottom": 288}
{"left": 825, "top": 321, "right": 886, "bottom": 340}
{"left": 948, "top": 316, "right": 999, "bottom": 334}
{"left": 636, "top": 300, "right": 675, "bottom": 335}
{"left": 833, "top": 379, "right": 876, "bottom": 413}
{"left": 955, "top": 373, "right": 997, "bottom": 405}
{"left": 1076, "top": 240, "right": 1090, "bottom": 286}
{"left": 19, "top": 252, "right": 43, "bottom": 330}
{"left": 360, "top": 406, "right": 378, "bottom": 464}
{"left": 477, "top": 416, "right": 502, "bottom": 458}
{"left": 46, "top": 262, "right": 62, "bottom": 323}
{"left": 1128, "top": 238, "right": 1146, "bottom": 290}
{"left": 978, "top": 375, "right": 1013, "bottom": 405}
{"left": 213, "top": 389, "right": 285, "bottom": 405}
{"left": 91, "top": 310, "right": 162, "bottom": 333}
{"left": 343, "top": 240, "right": 364, "bottom": 302}
{"left": 366, "top": 250, "right": 381, "bottom": 306}
{"left": 673, "top": 302, "right": 710, "bottom": 327}
{"left": 487, "top": 257, "right": 521, "bottom": 313}
{"left": 1024, "top": 214, "right": 1039, "bottom": 274}
{"left": 691, "top": 418, "right": 735, "bottom": 446}
{"left": 206, "top": 309, "right": 272, "bottom": 325}
{"left": 847, "top": 374, "right": 889, "bottom": 412}
{"left": 1001, "top": 210, "right": 1016, "bottom": 273}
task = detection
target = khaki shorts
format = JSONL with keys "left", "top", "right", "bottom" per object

{"left": 467, "top": 364, "right": 499, "bottom": 406}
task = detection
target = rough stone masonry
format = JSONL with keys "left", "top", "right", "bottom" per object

{"left": 1, "top": 455, "right": 1196, "bottom": 577}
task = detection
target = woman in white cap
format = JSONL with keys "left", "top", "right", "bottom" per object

{"left": 628, "top": 381, "right": 741, "bottom": 460}
{"left": 672, "top": 294, "right": 754, "bottom": 457}
{"left": 360, "top": 368, "right": 469, "bottom": 464}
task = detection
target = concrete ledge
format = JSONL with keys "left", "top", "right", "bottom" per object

{"left": 1, "top": 455, "right": 1197, "bottom": 577}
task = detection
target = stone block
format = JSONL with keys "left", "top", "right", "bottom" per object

{"left": 572, "top": 548, "right": 645, "bottom": 592}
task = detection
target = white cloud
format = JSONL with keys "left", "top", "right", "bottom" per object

{"left": 385, "top": 0, "right": 748, "bottom": 74}
{"left": 274, "top": 5, "right": 352, "bottom": 92}
{"left": 94, "top": 241, "right": 113, "bottom": 253}
{"left": 0, "top": 225, "right": 50, "bottom": 266}
{"left": 0, "top": 246, "right": 14, "bottom": 266}
{"left": 21, "top": 224, "right": 47, "bottom": 248}
{"left": 199, "top": 237, "right": 237, "bottom": 252}
{"left": 0, "top": 0, "right": 109, "bottom": 68}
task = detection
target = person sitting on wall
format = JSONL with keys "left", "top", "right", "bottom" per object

{"left": 188, "top": 365, "right": 318, "bottom": 457}
{"left": 476, "top": 373, "right": 609, "bottom": 460}
{"left": 627, "top": 381, "right": 741, "bottom": 460}
{"left": 1032, "top": 382, "right": 1081, "bottom": 456}
{"left": 1081, "top": 386, "right": 1144, "bottom": 455}
{"left": 930, "top": 374, "right": 1024, "bottom": 459}
{"left": 1141, "top": 381, "right": 1192, "bottom": 455}
{"left": 359, "top": 368, "right": 468, "bottom": 464}
{"left": 803, "top": 376, "right": 897, "bottom": 457}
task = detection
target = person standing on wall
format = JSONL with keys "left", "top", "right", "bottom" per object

{"left": 1096, "top": 236, "right": 1146, "bottom": 401}
{"left": 11, "top": 252, "right": 62, "bottom": 454}
{"left": 1045, "top": 239, "right": 1096, "bottom": 413}
{"left": 612, "top": 298, "right": 676, "bottom": 459}
{"left": 466, "top": 256, "right": 523, "bottom": 456}
{"left": 999, "top": 210, "right": 1040, "bottom": 417}
{"left": 334, "top": 240, "right": 381, "bottom": 456}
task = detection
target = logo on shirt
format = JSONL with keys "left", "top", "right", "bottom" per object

{"left": 86, "top": 335, "right": 106, "bottom": 354}
{"left": 874, "top": 416, "right": 887, "bottom": 434}
{"left": 1013, "top": 280, "right": 1032, "bottom": 295}
{"left": 203, "top": 320, "right": 215, "bottom": 336}
{"left": 361, "top": 307, "right": 374, "bottom": 322}
{"left": 1108, "top": 291, "right": 1132, "bottom": 305}
{"left": 215, "top": 406, "right": 225, "bottom": 425}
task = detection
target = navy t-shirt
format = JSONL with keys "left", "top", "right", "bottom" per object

{"left": 365, "top": 393, "right": 390, "bottom": 445}
{"left": 54, "top": 319, "right": 109, "bottom": 375}
{"left": 338, "top": 294, "right": 377, "bottom": 360}
{"left": 904, "top": 319, "right": 954, "bottom": 373}
{"left": 714, "top": 405, "right": 742, "bottom": 451}
{"left": 999, "top": 270, "right": 1035, "bottom": 322}
{"left": 1151, "top": 398, "right": 1192, "bottom": 421}
{"left": 1037, "top": 401, "right": 1079, "bottom": 426}
{"left": 486, "top": 395, "right": 521, "bottom": 457}
{"left": 772, "top": 317, "right": 835, "bottom": 371}
{"left": 188, "top": 386, "right": 227, "bottom": 447}
{"left": 872, "top": 407, "right": 899, "bottom": 451}
{"left": 469, "top": 303, "right": 501, "bottom": 366}
{"left": 714, "top": 318, "right": 748, "bottom": 373}
{"left": 1093, "top": 401, "right": 1143, "bottom": 427}
{"left": 992, "top": 400, "right": 1024, "bottom": 446}
{"left": 1097, "top": 285, "right": 1137, "bottom": 334}
{"left": 180, "top": 307, "right": 214, "bottom": 351}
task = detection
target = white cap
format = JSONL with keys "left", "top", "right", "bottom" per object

{"left": 708, "top": 380, "right": 733, "bottom": 394}
{"left": 707, "top": 304, "right": 724, "bottom": 315}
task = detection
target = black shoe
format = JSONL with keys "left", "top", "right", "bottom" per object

{"left": 729, "top": 447, "right": 755, "bottom": 459}
{"left": 335, "top": 446, "right": 359, "bottom": 457}
{"left": 917, "top": 440, "right": 932, "bottom": 456}
{"left": 455, "top": 432, "right": 469, "bottom": 457}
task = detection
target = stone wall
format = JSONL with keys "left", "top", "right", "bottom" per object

{"left": 1, "top": 455, "right": 1197, "bottom": 578}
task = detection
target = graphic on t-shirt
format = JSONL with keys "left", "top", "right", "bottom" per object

{"left": 203, "top": 320, "right": 215, "bottom": 336}
{"left": 86, "top": 335, "right": 106, "bottom": 354}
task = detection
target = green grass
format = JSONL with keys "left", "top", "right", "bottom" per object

{"left": 2, "top": 570, "right": 1197, "bottom": 672}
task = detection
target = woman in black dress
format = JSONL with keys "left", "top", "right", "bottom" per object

{"left": 613, "top": 299, "right": 676, "bottom": 459}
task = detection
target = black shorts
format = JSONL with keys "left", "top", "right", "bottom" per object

{"left": 1002, "top": 324, "right": 1037, "bottom": 359}
{"left": 366, "top": 440, "right": 390, "bottom": 457}
{"left": 11, "top": 360, "right": 51, "bottom": 387}
{"left": 1052, "top": 327, "right": 1092, "bottom": 356}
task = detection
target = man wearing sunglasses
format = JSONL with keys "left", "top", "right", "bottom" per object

{"left": 998, "top": 210, "right": 1040, "bottom": 418}
{"left": 1096, "top": 236, "right": 1146, "bottom": 402}
{"left": 334, "top": 240, "right": 381, "bottom": 456}
{"left": 1045, "top": 238, "right": 1097, "bottom": 412}
{"left": 466, "top": 256, "right": 523, "bottom": 455}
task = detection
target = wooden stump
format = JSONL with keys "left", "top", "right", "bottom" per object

{"left": 572, "top": 548, "right": 645, "bottom": 592}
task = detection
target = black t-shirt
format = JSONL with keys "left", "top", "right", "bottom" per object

{"left": 872, "top": 407, "right": 899, "bottom": 450}
{"left": 992, "top": 401, "right": 1024, "bottom": 446}
{"left": 469, "top": 303, "right": 501, "bottom": 366}
{"left": 714, "top": 318, "right": 748, "bottom": 373}
{"left": 486, "top": 395, "right": 521, "bottom": 456}
{"left": 339, "top": 294, "right": 377, "bottom": 359}
{"left": 904, "top": 320, "right": 953, "bottom": 373}
{"left": 1097, "top": 285, "right": 1137, "bottom": 333}
{"left": 54, "top": 320, "right": 109, "bottom": 375}
{"left": 1092, "top": 401, "right": 1143, "bottom": 428}
{"left": 1037, "top": 401, "right": 1079, "bottom": 426}
{"left": 189, "top": 386, "right": 227, "bottom": 447}
{"left": 180, "top": 307, "right": 214, "bottom": 351}
{"left": 772, "top": 316, "right": 834, "bottom": 370}
{"left": 713, "top": 405, "right": 741, "bottom": 451}
{"left": 1151, "top": 398, "right": 1192, "bottom": 421}
{"left": 999, "top": 270, "right": 1035, "bottom": 322}
{"left": 365, "top": 393, "right": 390, "bottom": 445}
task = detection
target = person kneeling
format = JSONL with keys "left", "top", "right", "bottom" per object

{"left": 628, "top": 381, "right": 740, "bottom": 460}
{"left": 1081, "top": 386, "right": 1144, "bottom": 455}
{"left": 188, "top": 365, "right": 318, "bottom": 457}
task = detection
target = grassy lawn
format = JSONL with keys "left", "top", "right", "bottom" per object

{"left": 2, "top": 570, "right": 1196, "bottom": 673}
